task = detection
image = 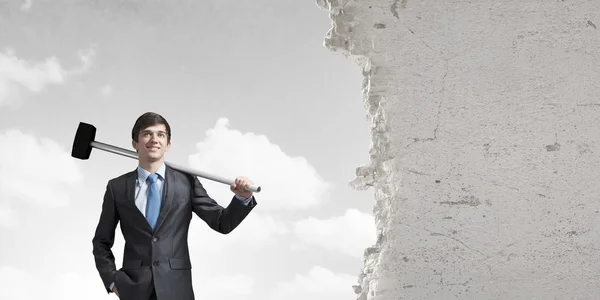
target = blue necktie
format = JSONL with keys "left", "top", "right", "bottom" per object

{"left": 146, "top": 173, "right": 161, "bottom": 229}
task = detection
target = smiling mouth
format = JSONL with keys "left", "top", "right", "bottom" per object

{"left": 146, "top": 146, "right": 160, "bottom": 151}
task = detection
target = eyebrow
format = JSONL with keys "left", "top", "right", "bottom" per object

{"left": 141, "top": 130, "right": 167, "bottom": 134}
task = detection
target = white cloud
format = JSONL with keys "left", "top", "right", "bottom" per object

{"left": 0, "top": 129, "right": 84, "bottom": 209}
{"left": 0, "top": 266, "right": 34, "bottom": 300}
{"left": 76, "top": 48, "right": 95, "bottom": 71}
{"left": 268, "top": 266, "right": 357, "bottom": 300}
{"left": 100, "top": 84, "right": 112, "bottom": 96}
{"left": 0, "top": 47, "right": 96, "bottom": 106}
{"left": 0, "top": 203, "right": 18, "bottom": 230}
{"left": 20, "top": 0, "right": 32, "bottom": 11}
{"left": 190, "top": 210, "right": 290, "bottom": 247}
{"left": 293, "top": 208, "right": 376, "bottom": 258}
{"left": 54, "top": 272, "right": 113, "bottom": 300}
{"left": 193, "top": 274, "right": 255, "bottom": 300}
{"left": 188, "top": 117, "right": 332, "bottom": 211}
{"left": 187, "top": 211, "right": 290, "bottom": 255}
{"left": 0, "top": 266, "right": 108, "bottom": 300}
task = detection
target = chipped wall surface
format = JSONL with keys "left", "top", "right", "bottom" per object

{"left": 318, "top": 0, "right": 600, "bottom": 299}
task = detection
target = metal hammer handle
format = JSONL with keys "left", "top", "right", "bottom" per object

{"left": 91, "top": 141, "right": 261, "bottom": 193}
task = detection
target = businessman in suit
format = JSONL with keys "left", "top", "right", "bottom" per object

{"left": 92, "top": 112, "right": 257, "bottom": 300}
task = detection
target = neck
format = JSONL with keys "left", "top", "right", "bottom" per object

{"left": 138, "top": 159, "right": 164, "bottom": 173}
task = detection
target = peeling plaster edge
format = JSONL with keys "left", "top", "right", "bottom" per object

{"left": 316, "top": 1, "right": 395, "bottom": 299}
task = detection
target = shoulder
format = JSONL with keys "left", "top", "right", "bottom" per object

{"left": 165, "top": 165, "right": 204, "bottom": 191}
{"left": 105, "top": 169, "right": 137, "bottom": 185}
{"left": 166, "top": 165, "right": 193, "bottom": 182}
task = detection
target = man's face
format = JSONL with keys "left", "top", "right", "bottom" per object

{"left": 132, "top": 124, "right": 171, "bottom": 162}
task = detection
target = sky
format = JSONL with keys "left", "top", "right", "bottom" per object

{"left": 0, "top": 1, "right": 376, "bottom": 299}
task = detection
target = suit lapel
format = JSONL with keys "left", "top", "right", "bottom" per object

{"left": 126, "top": 170, "right": 153, "bottom": 233}
{"left": 154, "top": 165, "right": 175, "bottom": 232}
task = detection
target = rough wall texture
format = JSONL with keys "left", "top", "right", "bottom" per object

{"left": 317, "top": 0, "right": 600, "bottom": 299}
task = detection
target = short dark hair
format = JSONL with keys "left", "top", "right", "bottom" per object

{"left": 131, "top": 112, "right": 171, "bottom": 142}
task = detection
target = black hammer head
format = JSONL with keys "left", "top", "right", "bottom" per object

{"left": 71, "top": 122, "right": 96, "bottom": 160}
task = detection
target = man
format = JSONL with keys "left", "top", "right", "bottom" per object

{"left": 92, "top": 112, "right": 257, "bottom": 300}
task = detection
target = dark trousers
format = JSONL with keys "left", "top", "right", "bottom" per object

{"left": 149, "top": 288, "right": 157, "bottom": 300}
{"left": 148, "top": 278, "right": 157, "bottom": 300}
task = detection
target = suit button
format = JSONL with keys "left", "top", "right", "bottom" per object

{"left": 153, "top": 261, "right": 159, "bottom": 266}
{"left": 152, "top": 237, "right": 158, "bottom": 243}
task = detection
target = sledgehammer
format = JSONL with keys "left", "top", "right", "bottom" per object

{"left": 70, "top": 122, "right": 261, "bottom": 193}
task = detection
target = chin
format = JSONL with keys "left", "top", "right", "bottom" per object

{"left": 140, "top": 153, "right": 163, "bottom": 161}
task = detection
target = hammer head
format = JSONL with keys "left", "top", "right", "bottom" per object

{"left": 71, "top": 122, "right": 96, "bottom": 160}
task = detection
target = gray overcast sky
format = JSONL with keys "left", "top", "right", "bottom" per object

{"left": 0, "top": 1, "right": 376, "bottom": 299}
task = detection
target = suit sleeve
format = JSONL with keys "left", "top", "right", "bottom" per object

{"left": 190, "top": 175, "right": 257, "bottom": 234}
{"left": 92, "top": 180, "right": 120, "bottom": 293}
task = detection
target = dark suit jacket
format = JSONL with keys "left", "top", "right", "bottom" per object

{"left": 92, "top": 164, "right": 257, "bottom": 300}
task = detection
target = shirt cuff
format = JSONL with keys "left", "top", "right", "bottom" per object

{"left": 234, "top": 194, "right": 253, "bottom": 206}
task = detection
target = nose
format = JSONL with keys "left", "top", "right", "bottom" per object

{"left": 147, "top": 134, "right": 159, "bottom": 144}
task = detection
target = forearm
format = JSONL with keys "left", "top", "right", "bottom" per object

{"left": 92, "top": 181, "right": 120, "bottom": 292}
{"left": 215, "top": 195, "right": 256, "bottom": 233}
{"left": 235, "top": 194, "right": 253, "bottom": 206}
{"left": 92, "top": 240, "right": 118, "bottom": 291}
{"left": 190, "top": 176, "right": 256, "bottom": 234}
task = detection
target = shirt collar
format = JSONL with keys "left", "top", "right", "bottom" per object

{"left": 137, "top": 162, "right": 166, "bottom": 183}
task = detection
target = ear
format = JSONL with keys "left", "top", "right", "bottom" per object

{"left": 132, "top": 140, "right": 139, "bottom": 153}
{"left": 166, "top": 140, "right": 171, "bottom": 152}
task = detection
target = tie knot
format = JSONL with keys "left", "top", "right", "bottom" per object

{"left": 147, "top": 173, "right": 159, "bottom": 184}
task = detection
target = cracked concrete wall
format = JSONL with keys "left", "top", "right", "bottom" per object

{"left": 317, "top": 0, "right": 600, "bottom": 299}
